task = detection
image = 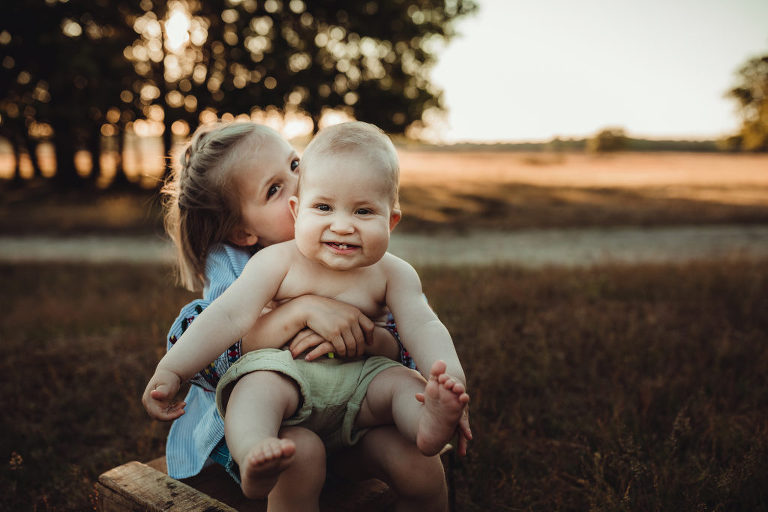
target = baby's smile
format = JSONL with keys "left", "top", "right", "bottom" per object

{"left": 325, "top": 241, "right": 360, "bottom": 252}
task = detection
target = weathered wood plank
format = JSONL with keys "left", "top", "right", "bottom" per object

{"left": 97, "top": 445, "right": 455, "bottom": 512}
{"left": 97, "top": 459, "right": 395, "bottom": 512}
{"left": 97, "top": 461, "right": 236, "bottom": 511}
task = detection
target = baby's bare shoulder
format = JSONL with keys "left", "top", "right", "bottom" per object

{"left": 243, "top": 241, "right": 300, "bottom": 276}
{"left": 380, "top": 252, "right": 420, "bottom": 282}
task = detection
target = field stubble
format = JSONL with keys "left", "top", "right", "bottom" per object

{"left": 0, "top": 260, "right": 766, "bottom": 511}
{"left": 397, "top": 151, "right": 768, "bottom": 232}
{"left": 2, "top": 151, "right": 767, "bottom": 235}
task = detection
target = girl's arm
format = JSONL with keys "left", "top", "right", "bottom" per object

{"left": 287, "top": 323, "right": 399, "bottom": 361}
{"left": 242, "top": 295, "right": 376, "bottom": 359}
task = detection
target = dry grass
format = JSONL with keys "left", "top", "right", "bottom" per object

{"left": 396, "top": 151, "right": 768, "bottom": 232}
{"left": 2, "top": 151, "right": 768, "bottom": 235}
{"left": 1, "top": 261, "right": 767, "bottom": 511}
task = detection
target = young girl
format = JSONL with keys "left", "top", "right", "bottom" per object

{"left": 148, "top": 122, "right": 458, "bottom": 511}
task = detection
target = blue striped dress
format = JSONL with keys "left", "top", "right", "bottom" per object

{"left": 164, "top": 244, "right": 251, "bottom": 479}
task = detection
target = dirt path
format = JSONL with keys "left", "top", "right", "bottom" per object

{"left": 2, "top": 224, "right": 767, "bottom": 267}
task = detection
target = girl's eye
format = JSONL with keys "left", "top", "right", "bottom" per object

{"left": 290, "top": 159, "right": 299, "bottom": 172}
{"left": 267, "top": 184, "right": 280, "bottom": 198}
{"left": 356, "top": 208, "right": 372, "bottom": 215}
{"left": 315, "top": 204, "right": 330, "bottom": 212}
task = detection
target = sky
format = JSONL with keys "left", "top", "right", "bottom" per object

{"left": 427, "top": 0, "right": 768, "bottom": 143}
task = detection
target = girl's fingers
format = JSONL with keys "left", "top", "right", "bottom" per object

{"left": 358, "top": 315, "right": 375, "bottom": 345}
{"left": 330, "top": 334, "right": 347, "bottom": 357}
{"left": 350, "top": 323, "right": 365, "bottom": 356}
{"left": 341, "top": 329, "right": 356, "bottom": 357}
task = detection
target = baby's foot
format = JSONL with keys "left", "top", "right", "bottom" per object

{"left": 239, "top": 438, "right": 296, "bottom": 499}
{"left": 416, "top": 360, "right": 470, "bottom": 456}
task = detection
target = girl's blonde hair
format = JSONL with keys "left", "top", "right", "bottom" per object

{"left": 162, "top": 122, "right": 278, "bottom": 291}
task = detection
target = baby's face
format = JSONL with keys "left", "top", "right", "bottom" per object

{"left": 291, "top": 152, "right": 399, "bottom": 271}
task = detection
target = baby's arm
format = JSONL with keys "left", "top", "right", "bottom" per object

{"left": 143, "top": 245, "right": 290, "bottom": 419}
{"left": 384, "top": 257, "right": 466, "bottom": 385}
{"left": 384, "top": 255, "right": 472, "bottom": 453}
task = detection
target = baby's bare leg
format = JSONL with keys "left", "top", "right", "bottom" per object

{"left": 224, "top": 371, "right": 300, "bottom": 500}
{"left": 357, "top": 361, "right": 468, "bottom": 456}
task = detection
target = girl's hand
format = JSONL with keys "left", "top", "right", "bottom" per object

{"left": 456, "top": 405, "right": 472, "bottom": 456}
{"left": 300, "top": 296, "right": 374, "bottom": 358}
{"left": 142, "top": 368, "right": 185, "bottom": 421}
{"left": 290, "top": 325, "right": 400, "bottom": 361}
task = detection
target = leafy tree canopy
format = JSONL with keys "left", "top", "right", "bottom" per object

{"left": 0, "top": 0, "right": 477, "bottom": 188}
{"left": 728, "top": 53, "right": 768, "bottom": 152}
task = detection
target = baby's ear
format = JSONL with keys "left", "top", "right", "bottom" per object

{"left": 389, "top": 209, "right": 402, "bottom": 231}
{"left": 228, "top": 227, "right": 258, "bottom": 247}
{"left": 289, "top": 196, "right": 299, "bottom": 221}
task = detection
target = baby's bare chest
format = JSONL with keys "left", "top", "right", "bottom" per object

{"left": 275, "top": 265, "right": 388, "bottom": 318}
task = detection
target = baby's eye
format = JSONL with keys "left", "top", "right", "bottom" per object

{"left": 314, "top": 203, "right": 330, "bottom": 212}
{"left": 290, "top": 159, "right": 299, "bottom": 172}
{"left": 267, "top": 184, "right": 280, "bottom": 198}
{"left": 355, "top": 208, "right": 372, "bottom": 215}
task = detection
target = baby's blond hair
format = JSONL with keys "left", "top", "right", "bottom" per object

{"left": 162, "top": 122, "right": 280, "bottom": 291}
{"left": 299, "top": 121, "right": 400, "bottom": 207}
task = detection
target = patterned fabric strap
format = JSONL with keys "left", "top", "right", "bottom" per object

{"left": 167, "top": 301, "right": 242, "bottom": 392}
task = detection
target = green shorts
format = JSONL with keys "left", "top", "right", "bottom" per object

{"left": 216, "top": 348, "right": 402, "bottom": 452}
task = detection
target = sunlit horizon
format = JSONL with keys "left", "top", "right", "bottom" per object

{"left": 428, "top": 0, "right": 768, "bottom": 144}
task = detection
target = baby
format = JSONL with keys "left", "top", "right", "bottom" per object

{"left": 144, "top": 121, "right": 470, "bottom": 499}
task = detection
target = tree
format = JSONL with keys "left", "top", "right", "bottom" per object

{"left": 1, "top": 0, "right": 478, "bottom": 189}
{"left": 586, "top": 127, "right": 627, "bottom": 153}
{"left": 1, "top": 0, "right": 143, "bottom": 188}
{"left": 728, "top": 53, "right": 768, "bottom": 152}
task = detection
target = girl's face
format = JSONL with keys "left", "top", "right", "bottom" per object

{"left": 229, "top": 133, "right": 300, "bottom": 248}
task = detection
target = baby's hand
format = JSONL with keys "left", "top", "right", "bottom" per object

{"left": 142, "top": 368, "right": 185, "bottom": 421}
{"left": 289, "top": 328, "right": 335, "bottom": 360}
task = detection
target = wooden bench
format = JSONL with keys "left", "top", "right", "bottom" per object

{"left": 96, "top": 447, "right": 455, "bottom": 512}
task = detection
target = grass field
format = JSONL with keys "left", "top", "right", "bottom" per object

{"left": 1, "top": 260, "right": 766, "bottom": 511}
{"left": 2, "top": 151, "right": 768, "bottom": 235}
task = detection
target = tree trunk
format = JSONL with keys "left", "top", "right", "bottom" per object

{"left": 50, "top": 119, "right": 82, "bottom": 189}
{"left": 23, "top": 134, "right": 42, "bottom": 180}
{"left": 109, "top": 130, "right": 134, "bottom": 190}
{"left": 9, "top": 138, "right": 24, "bottom": 186}
{"left": 86, "top": 126, "right": 102, "bottom": 186}
{"left": 162, "top": 115, "right": 174, "bottom": 185}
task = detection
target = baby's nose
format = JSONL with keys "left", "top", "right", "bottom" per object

{"left": 330, "top": 215, "right": 354, "bottom": 233}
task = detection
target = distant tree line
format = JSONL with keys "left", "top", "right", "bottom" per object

{"left": 0, "top": 0, "right": 477, "bottom": 190}
{"left": 433, "top": 134, "right": 721, "bottom": 153}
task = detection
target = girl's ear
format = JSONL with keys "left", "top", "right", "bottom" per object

{"left": 389, "top": 209, "right": 402, "bottom": 231}
{"left": 228, "top": 227, "right": 259, "bottom": 247}
{"left": 289, "top": 196, "right": 299, "bottom": 221}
